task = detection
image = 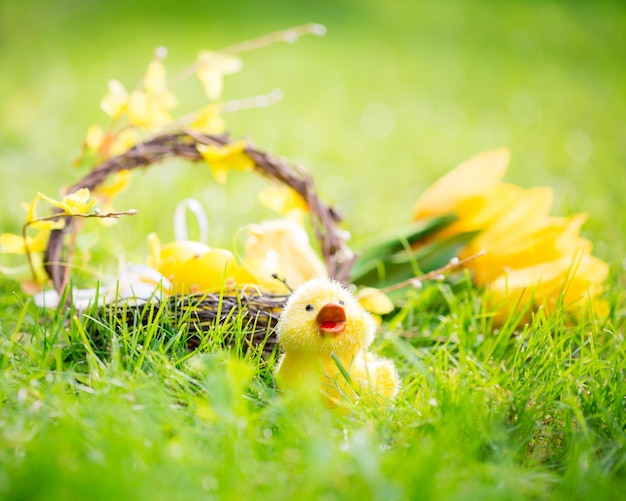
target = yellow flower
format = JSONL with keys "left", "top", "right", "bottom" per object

{"left": 0, "top": 228, "right": 51, "bottom": 254}
{"left": 144, "top": 60, "right": 177, "bottom": 111}
{"left": 486, "top": 253, "right": 610, "bottom": 324}
{"left": 258, "top": 184, "right": 309, "bottom": 221}
{"left": 0, "top": 230, "right": 50, "bottom": 286}
{"left": 197, "top": 51, "right": 243, "bottom": 100}
{"left": 127, "top": 60, "right": 177, "bottom": 130}
{"left": 21, "top": 194, "right": 66, "bottom": 231}
{"left": 127, "top": 90, "right": 176, "bottom": 129}
{"left": 356, "top": 287, "right": 394, "bottom": 325}
{"left": 461, "top": 213, "right": 590, "bottom": 284}
{"left": 1, "top": 233, "right": 30, "bottom": 254}
{"left": 100, "top": 79, "right": 129, "bottom": 119}
{"left": 85, "top": 124, "right": 105, "bottom": 151}
{"left": 75, "top": 125, "right": 119, "bottom": 167}
{"left": 144, "top": 60, "right": 168, "bottom": 96}
{"left": 127, "top": 91, "right": 152, "bottom": 129}
{"left": 102, "top": 59, "right": 176, "bottom": 131}
{"left": 92, "top": 171, "right": 132, "bottom": 223}
{"left": 39, "top": 188, "right": 97, "bottom": 215}
{"left": 197, "top": 140, "right": 254, "bottom": 184}
{"left": 412, "top": 148, "right": 609, "bottom": 323}
{"left": 110, "top": 129, "right": 139, "bottom": 157}
{"left": 413, "top": 148, "right": 511, "bottom": 239}
{"left": 24, "top": 252, "right": 48, "bottom": 286}
{"left": 188, "top": 104, "right": 225, "bottom": 134}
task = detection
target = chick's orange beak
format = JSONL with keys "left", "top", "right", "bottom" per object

{"left": 316, "top": 303, "right": 346, "bottom": 337}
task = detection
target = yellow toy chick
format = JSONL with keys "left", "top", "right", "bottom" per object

{"left": 275, "top": 278, "right": 399, "bottom": 407}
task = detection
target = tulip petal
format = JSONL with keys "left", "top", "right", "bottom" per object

{"left": 413, "top": 148, "right": 510, "bottom": 220}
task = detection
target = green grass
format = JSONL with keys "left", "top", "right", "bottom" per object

{"left": 1, "top": 1, "right": 625, "bottom": 499}
{"left": 0, "top": 282, "right": 624, "bottom": 499}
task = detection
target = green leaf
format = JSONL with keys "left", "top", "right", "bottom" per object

{"left": 352, "top": 231, "right": 479, "bottom": 289}
{"left": 351, "top": 214, "right": 456, "bottom": 280}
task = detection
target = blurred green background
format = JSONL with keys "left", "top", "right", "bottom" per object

{"left": 1, "top": 0, "right": 625, "bottom": 276}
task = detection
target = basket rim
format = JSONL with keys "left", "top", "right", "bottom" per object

{"left": 43, "top": 131, "right": 355, "bottom": 293}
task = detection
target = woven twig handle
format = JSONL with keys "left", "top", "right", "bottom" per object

{"left": 43, "top": 132, "right": 355, "bottom": 292}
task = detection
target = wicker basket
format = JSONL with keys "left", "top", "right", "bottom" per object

{"left": 43, "top": 132, "right": 355, "bottom": 353}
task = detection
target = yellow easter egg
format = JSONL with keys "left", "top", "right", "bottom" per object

{"left": 148, "top": 240, "right": 212, "bottom": 269}
{"left": 171, "top": 248, "right": 237, "bottom": 294}
{"left": 147, "top": 237, "right": 212, "bottom": 289}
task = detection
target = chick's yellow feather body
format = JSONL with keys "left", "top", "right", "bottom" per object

{"left": 275, "top": 278, "right": 399, "bottom": 407}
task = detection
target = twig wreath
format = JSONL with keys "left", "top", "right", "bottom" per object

{"left": 41, "top": 131, "right": 355, "bottom": 353}
{"left": 44, "top": 132, "right": 354, "bottom": 291}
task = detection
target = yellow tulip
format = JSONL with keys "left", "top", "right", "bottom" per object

{"left": 461, "top": 214, "right": 590, "bottom": 283}
{"left": 486, "top": 254, "right": 610, "bottom": 324}
{"left": 413, "top": 148, "right": 509, "bottom": 216}
{"left": 411, "top": 148, "right": 609, "bottom": 324}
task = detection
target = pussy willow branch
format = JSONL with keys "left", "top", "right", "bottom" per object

{"left": 357, "top": 251, "right": 487, "bottom": 299}
{"left": 170, "top": 23, "right": 325, "bottom": 87}
{"left": 383, "top": 251, "right": 486, "bottom": 293}
{"left": 154, "top": 89, "right": 282, "bottom": 137}
{"left": 44, "top": 132, "right": 352, "bottom": 292}
{"left": 220, "top": 23, "right": 326, "bottom": 54}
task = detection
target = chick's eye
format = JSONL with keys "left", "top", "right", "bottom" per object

{"left": 338, "top": 300, "right": 345, "bottom": 306}
{"left": 305, "top": 304, "right": 314, "bottom": 312}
